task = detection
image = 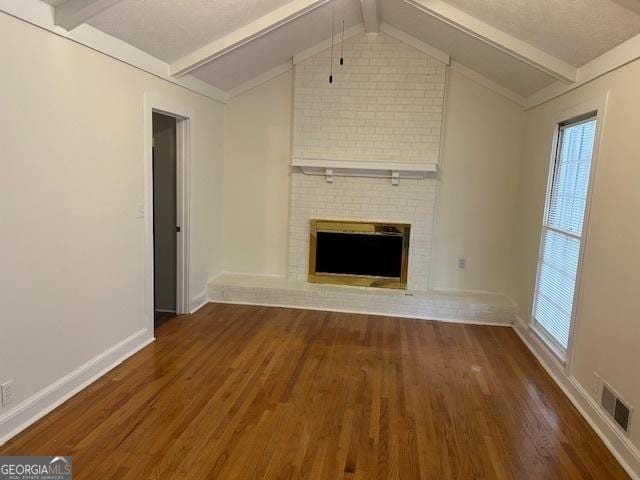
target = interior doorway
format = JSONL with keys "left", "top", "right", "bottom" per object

{"left": 144, "top": 94, "right": 192, "bottom": 336}
{"left": 152, "top": 113, "right": 178, "bottom": 328}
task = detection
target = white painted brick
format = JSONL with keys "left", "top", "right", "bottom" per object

{"left": 209, "top": 275, "right": 516, "bottom": 325}
{"left": 293, "top": 32, "right": 447, "bottom": 164}
{"left": 288, "top": 33, "right": 449, "bottom": 289}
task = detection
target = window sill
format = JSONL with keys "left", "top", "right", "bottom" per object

{"left": 529, "top": 323, "right": 568, "bottom": 367}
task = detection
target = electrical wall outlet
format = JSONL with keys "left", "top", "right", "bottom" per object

{"left": 458, "top": 258, "right": 466, "bottom": 269}
{"left": 1, "top": 380, "right": 14, "bottom": 407}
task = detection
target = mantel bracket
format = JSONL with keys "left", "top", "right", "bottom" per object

{"left": 325, "top": 168, "right": 334, "bottom": 183}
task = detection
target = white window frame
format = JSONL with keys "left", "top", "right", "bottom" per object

{"left": 530, "top": 93, "right": 609, "bottom": 372}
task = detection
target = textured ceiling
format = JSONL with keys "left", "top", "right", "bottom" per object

{"left": 190, "top": 1, "right": 363, "bottom": 91}
{"left": 87, "top": 0, "right": 294, "bottom": 62}
{"left": 442, "top": 0, "right": 640, "bottom": 66}
{"left": 381, "top": 0, "right": 557, "bottom": 96}
{"left": 41, "top": 0, "right": 640, "bottom": 97}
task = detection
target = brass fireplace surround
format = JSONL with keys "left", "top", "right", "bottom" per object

{"left": 308, "top": 220, "right": 410, "bottom": 289}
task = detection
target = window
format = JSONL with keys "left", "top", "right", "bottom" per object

{"left": 532, "top": 114, "right": 597, "bottom": 354}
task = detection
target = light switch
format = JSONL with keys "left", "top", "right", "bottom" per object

{"left": 136, "top": 203, "right": 145, "bottom": 219}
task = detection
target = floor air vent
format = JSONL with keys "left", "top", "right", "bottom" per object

{"left": 601, "top": 382, "right": 632, "bottom": 434}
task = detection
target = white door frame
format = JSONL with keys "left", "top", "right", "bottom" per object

{"left": 143, "top": 93, "right": 193, "bottom": 334}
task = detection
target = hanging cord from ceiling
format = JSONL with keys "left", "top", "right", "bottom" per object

{"left": 340, "top": 0, "right": 345, "bottom": 65}
{"left": 329, "top": 1, "right": 335, "bottom": 84}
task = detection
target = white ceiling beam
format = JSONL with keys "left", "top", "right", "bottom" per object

{"left": 404, "top": 0, "right": 578, "bottom": 83}
{"left": 170, "top": 0, "right": 331, "bottom": 78}
{"left": 609, "top": 0, "right": 640, "bottom": 15}
{"left": 360, "top": 0, "right": 379, "bottom": 33}
{"left": 53, "top": 0, "right": 124, "bottom": 31}
{"left": 225, "top": 61, "right": 293, "bottom": 99}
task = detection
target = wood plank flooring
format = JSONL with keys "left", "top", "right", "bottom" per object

{"left": 0, "top": 304, "right": 630, "bottom": 479}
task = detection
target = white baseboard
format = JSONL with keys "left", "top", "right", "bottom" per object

{"left": 513, "top": 316, "right": 640, "bottom": 480}
{"left": 0, "top": 328, "right": 154, "bottom": 446}
{"left": 208, "top": 298, "right": 514, "bottom": 328}
{"left": 190, "top": 289, "right": 208, "bottom": 314}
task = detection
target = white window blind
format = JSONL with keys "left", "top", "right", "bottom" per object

{"left": 533, "top": 116, "right": 597, "bottom": 351}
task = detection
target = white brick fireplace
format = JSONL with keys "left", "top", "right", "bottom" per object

{"left": 288, "top": 31, "right": 446, "bottom": 290}
{"left": 210, "top": 30, "right": 516, "bottom": 326}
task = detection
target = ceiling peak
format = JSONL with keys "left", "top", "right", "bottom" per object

{"left": 360, "top": 0, "right": 379, "bottom": 33}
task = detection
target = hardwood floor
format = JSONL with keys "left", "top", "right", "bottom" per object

{"left": 1, "top": 304, "right": 629, "bottom": 479}
{"left": 154, "top": 310, "right": 178, "bottom": 329}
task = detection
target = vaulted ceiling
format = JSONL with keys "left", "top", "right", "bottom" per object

{"left": 33, "top": 0, "right": 640, "bottom": 103}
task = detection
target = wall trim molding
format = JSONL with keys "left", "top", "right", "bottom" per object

{"left": 0, "top": 0, "right": 227, "bottom": 103}
{"left": 449, "top": 61, "right": 528, "bottom": 107}
{"left": 379, "top": 22, "right": 450, "bottom": 65}
{"left": 190, "top": 289, "right": 209, "bottom": 313}
{"left": 293, "top": 23, "right": 365, "bottom": 64}
{"left": 226, "top": 62, "right": 293, "bottom": 99}
{"left": 513, "top": 315, "right": 640, "bottom": 480}
{"left": 0, "top": 328, "right": 154, "bottom": 446}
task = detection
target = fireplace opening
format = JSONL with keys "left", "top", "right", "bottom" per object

{"left": 309, "top": 220, "right": 410, "bottom": 289}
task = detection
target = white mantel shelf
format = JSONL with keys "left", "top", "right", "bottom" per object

{"left": 291, "top": 157, "right": 438, "bottom": 185}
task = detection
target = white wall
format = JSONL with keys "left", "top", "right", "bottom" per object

{"left": 223, "top": 70, "right": 293, "bottom": 276}
{"left": 0, "top": 13, "right": 224, "bottom": 422}
{"left": 431, "top": 69, "right": 525, "bottom": 293}
{"left": 223, "top": 68, "right": 524, "bottom": 294}
{"left": 510, "top": 58, "right": 640, "bottom": 455}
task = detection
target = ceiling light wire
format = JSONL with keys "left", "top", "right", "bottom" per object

{"left": 340, "top": 0, "right": 345, "bottom": 65}
{"left": 329, "top": 0, "right": 335, "bottom": 83}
